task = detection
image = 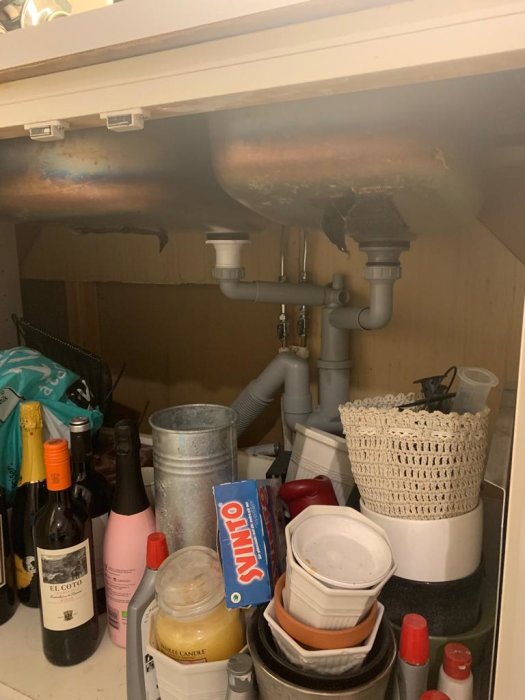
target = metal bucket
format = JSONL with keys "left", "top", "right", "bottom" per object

{"left": 149, "top": 404, "right": 238, "bottom": 552}
{"left": 252, "top": 648, "right": 395, "bottom": 700}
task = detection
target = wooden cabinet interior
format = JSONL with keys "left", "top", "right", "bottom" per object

{"left": 17, "top": 220, "right": 525, "bottom": 445}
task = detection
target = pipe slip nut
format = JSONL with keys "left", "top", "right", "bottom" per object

{"left": 212, "top": 266, "right": 245, "bottom": 280}
{"left": 363, "top": 263, "right": 401, "bottom": 281}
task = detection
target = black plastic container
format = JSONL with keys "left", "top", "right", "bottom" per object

{"left": 379, "top": 561, "right": 484, "bottom": 636}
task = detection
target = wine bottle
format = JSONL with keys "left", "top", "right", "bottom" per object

{"left": 34, "top": 438, "right": 99, "bottom": 666}
{"left": 0, "top": 487, "right": 16, "bottom": 625}
{"left": 70, "top": 416, "right": 113, "bottom": 613}
{"left": 11, "top": 401, "right": 48, "bottom": 607}
{"left": 104, "top": 419, "right": 155, "bottom": 648}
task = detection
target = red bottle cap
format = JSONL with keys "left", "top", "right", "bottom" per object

{"left": 146, "top": 532, "right": 169, "bottom": 570}
{"left": 399, "top": 613, "right": 429, "bottom": 666}
{"left": 443, "top": 642, "right": 472, "bottom": 680}
{"left": 420, "top": 692, "right": 451, "bottom": 700}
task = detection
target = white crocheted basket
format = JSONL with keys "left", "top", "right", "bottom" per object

{"left": 339, "top": 393, "right": 489, "bottom": 520}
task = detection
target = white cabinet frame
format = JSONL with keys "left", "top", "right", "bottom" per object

{"left": 3, "top": 1, "right": 525, "bottom": 136}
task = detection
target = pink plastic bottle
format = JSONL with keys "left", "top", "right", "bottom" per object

{"left": 103, "top": 420, "right": 156, "bottom": 647}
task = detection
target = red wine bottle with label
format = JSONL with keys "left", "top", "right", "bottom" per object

{"left": 0, "top": 487, "right": 16, "bottom": 625}
{"left": 70, "top": 416, "right": 113, "bottom": 613}
{"left": 11, "top": 401, "right": 48, "bottom": 607}
{"left": 34, "top": 438, "right": 99, "bottom": 666}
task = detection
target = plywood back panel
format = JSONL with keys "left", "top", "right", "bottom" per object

{"left": 96, "top": 282, "right": 283, "bottom": 444}
{"left": 17, "top": 219, "right": 525, "bottom": 443}
{"left": 17, "top": 223, "right": 282, "bottom": 285}
{"left": 0, "top": 223, "right": 22, "bottom": 348}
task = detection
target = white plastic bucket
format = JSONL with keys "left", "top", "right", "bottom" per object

{"left": 287, "top": 425, "right": 354, "bottom": 505}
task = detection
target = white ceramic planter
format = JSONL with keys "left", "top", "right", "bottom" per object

{"left": 284, "top": 506, "right": 395, "bottom": 629}
{"left": 360, "top": 499, "right": 483, "bottom": 583}
{"left": 264, "top": 599, "right": 385, "bottom": 675}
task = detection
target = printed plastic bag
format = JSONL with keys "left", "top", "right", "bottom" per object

{"left": 0, "top": 347, "right": 104, "bottom": 502}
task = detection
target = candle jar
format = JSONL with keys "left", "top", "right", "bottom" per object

{"left": 154, "top": 546, "right": 244, "bottom": 664}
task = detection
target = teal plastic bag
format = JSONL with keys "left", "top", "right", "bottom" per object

{"left": 0, "top": 347, "right": 104, "bottom": 502}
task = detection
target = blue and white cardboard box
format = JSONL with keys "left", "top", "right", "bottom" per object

{"left": 213, "top": 480, "right": 273, "bottom": 608}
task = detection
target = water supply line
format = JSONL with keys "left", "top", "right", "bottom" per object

{"left": 277, "top": 227, "right": 290, "bottom": 349}
{"left": 297, "top": 229, "right": 309, "bottom": 347}
{"left": 206, "top": 233, "right": 409, "bottom": 436}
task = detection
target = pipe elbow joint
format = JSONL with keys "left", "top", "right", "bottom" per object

{"left": 330, "top": 274, "right": 396, "bottom": 331}
{"left": 218, "top": 280, "right": 237, "bottom": 299}
{"left": 357, "top": 305, "right": 392, "bottom": 330}
{"left": 218, "top": 278, "right": 256, "bottom": 301}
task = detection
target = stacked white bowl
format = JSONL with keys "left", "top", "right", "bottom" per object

{"left": 266, "top": 505, "right": 396, "bottom": 674}
{"left": 285, "top": 506, "right": 395, "bottom": 627}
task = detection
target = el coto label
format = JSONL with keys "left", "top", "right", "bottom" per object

{"left": 37, "top": 539, "right": 94, "bottom": 631}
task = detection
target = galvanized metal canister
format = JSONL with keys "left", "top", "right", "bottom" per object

{"left": 149, "top": 404, "right": 238, "bottom": 553}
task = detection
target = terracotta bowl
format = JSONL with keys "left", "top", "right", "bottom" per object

{"left": 273, "top": 573, "right": 378, "bottom": 650}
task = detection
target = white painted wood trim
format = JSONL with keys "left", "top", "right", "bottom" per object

{"left": 494, "top": 297, "right": 525, "bottom": 699}
{"left": 0, "top": 0, "right": 397, "bottom": 80}
{"left": 2, "top": 0, "right": 525, "bottom": 135}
